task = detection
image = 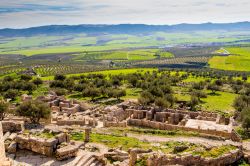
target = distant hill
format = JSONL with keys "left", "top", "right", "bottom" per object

{"left": 0, "top": 22, "right": 250, "bottom": 37}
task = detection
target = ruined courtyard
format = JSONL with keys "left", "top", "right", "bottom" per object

{"left": 0, "top": 92, "right": 249, "bottom": 166}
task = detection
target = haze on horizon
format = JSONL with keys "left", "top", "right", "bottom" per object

{"left": 0, "top": 0, "right": 250, "bottom": 29}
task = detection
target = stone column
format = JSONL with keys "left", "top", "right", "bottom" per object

{"left": 129, "top": 150, "right": 137, "bottom": 166}
{"left": 85, "top": 128, "right": 91, "bottom": 142}
{"left": 0, "top": 122, "right": 6, "bottom": 161}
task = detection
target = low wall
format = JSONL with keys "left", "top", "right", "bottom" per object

{"left": 127, "top": 119, "right": 241, "bottom": 142}
{"left": 15, "top": 133, "right": 69, "bottom": 156}
{"left": 103, "top": 121, "right": 127, "bottom": 127}
{"left": 56, "top": 118, "right": 97, "bottom": 127}
{"left": 146, "top": 149, "right": 243, "bottom": 166}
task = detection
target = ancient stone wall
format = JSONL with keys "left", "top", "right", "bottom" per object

{"left": 103, "top": 121, "right": 127, "bottom": 127}
{"left": 127, "top": 119, "right": 241, "bottom": 142}
{"left": 0, "top": 122, "right": 6, "bottom": 161}
{"left": 2, "top": 121, "right": 24, "bottom": 133}
{"left": 146, "top": 148, "right": 243, "bottom": 166}
{"left": 15, "top": 133, "right": 69, "bottom": 156}
{"left": 56, "top": 118, "right": 97, "bottom": 127}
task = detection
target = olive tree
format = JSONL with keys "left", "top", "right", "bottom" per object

{"left": 16, "top": 100, "right": 51, "bottom": 124}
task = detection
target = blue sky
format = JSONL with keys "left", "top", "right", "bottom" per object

{"left": 0, "top": 0, "right": 250, "bottom": 28}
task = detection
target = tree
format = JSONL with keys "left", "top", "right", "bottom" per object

{"left": 64, "top": 78, "right": 75, "bottom": 92}
{"left": 54, "top": 74, "right": 66, "bottom": 81}
{"left": 232, "top": 84, "right": 242, "bottom": 94}
{"left": 4, "top": 89, "right": 18, "bottom": 100}
{"left": 112, "top": 89, "right": 126, "bottom": 100}
{"left": 20, "top": 74, "right": 32, "bottom": 81}
{"left": 16, "top": 100, "right": 51, "bottom": 124}
{"left": 3, "top": 76, "right": 14, "bottom": 82}
{"left": 188, "top": 96, "right": 199, "bottom": 111}
{"left": 233, "top": 95, "right": 250, "bottom": 112}
{"left": 53, "top": 88, "right": 67, "bottom": 96}
{"left": 138, "top": 91, "right": 154, "bottom": 106}
{"left": 192, "top": 81, "right": 206, "bottom": 90}
{"left": 191, "top": 90, "right": 207, "bottom": 101}
{"left": 33, "top": 78, "right": 43, "bottom": 86}
{"left": 241, "top": 108, "right": 250, "bottom": 130}
{"left": 155, "top": 97, "right": 170, "bottom": 109}
{"left": 82, "top": 87, "right": 100, "bottom": 101}
{"left": 22, "top": 82, "right": 36, "bottom": 94}
{"left": 207, "top": 83, "right": 220, "bottom": 94}
{"left": 242, "top": 75, "right": 248, "bottom": 82}
{"left": 0, "top": 101, "right": 9, "bottom": 120}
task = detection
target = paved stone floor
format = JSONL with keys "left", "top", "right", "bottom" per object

{"left": 185, "top": 119, "right": 232, "bottom": 132}
{"left": 7, "top": 150, "right": 78, "bottom": 166}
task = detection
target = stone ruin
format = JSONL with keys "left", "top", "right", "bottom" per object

{"left": 102, "top": 102, "right": 241, "bottom": 142}
{"left": 0, "top": 122, "right": 12, "bottom": 166}
{"left": 1, "top": 122, "right": 99, "bottom": 163}
{"left": 142, "top": 147, "right": 243, "bottom": 166}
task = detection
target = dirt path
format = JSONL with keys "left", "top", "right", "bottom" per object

{"left": 127, "top": 133, "right": 241, "bottom": 147}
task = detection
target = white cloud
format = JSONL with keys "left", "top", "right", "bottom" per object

{"left": 0, "top": 0, "right": 250, "bottom": 28}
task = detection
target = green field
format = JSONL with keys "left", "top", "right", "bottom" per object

{"left": 1, "top": 31, "right": 250, "bottom": 57}
{"left": 73, "top": 49, "right": 173, "bottom": 61}
{"left": 175, "top": 90, "right": 237, "bottom": 113}
{"left": 209, "top": 47, "right": 250, "bottom": 71}
{"left": 40, "top": 68, "right": 157, "bottom": 80}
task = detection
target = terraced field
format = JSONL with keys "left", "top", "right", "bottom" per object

{"left": 209, "top": 47, "right": 250, "bottom": 71}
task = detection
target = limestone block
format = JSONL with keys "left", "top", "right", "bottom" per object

{"left": 7, "top": 141, "right": 17, "bottom": 153}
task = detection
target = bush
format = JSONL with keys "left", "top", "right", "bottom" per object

{"left": 4, "top": 89, "right": 18, "bottom": 100}
{"left": 54, "top": 74, "right": 66, "bottom": 81}
{"left": 0, "top": 101, "right": 9, "bottom": 120}
{"left": 53, "top": 88, "right": 67, "bottom": 96}
{"left": 16, "top": 100, "right": 51, "bottom": 124}
{"left": 20, "top": 74, "right": 32, "bottom": 81}
{"left": 33, "top": 78, "right": 43, "bottom": 86}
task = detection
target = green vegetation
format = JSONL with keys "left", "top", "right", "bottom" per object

{"left": 209, "top": 47, "right": 250, "bottom": 71}
{"left": 106, "top": 127, "right": 200, "bottom": 137}
{"left": 70, "top": 132, "right": 236, "bottom": 158}
{"left": 16, "top": 100, "right": 51, "bottom": 123}
{"left": 192, "top": 145, "right": 236, "bottom": 158}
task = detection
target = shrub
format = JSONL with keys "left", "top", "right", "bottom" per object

{"left": 0, "top": 101, "right": 9, "bottom": 120}
{"left": 4, "top": 89, "right": 18, "bottom": 100}
{"left": 16, "top": 100, "right": 51, "bottom": 124}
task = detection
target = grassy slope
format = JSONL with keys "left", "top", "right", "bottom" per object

{"left": 209, "top": 47, "right": 250, "bottom": 71}
{"left": 175, "top": 90, "right": 237, "bottom": 113}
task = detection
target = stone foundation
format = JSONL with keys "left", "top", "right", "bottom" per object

{"left": 146, "top": 149, "right": 243, "bottom": 166}
{"left": 127, "top": 119, "right": 241, "bottom": 142}
{"left": 15, "top": 133, "right": 70, "bottom": 157}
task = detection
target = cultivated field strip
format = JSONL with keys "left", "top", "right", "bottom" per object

{"left": 131, "top": 56, "right": 211, "bottom": 67}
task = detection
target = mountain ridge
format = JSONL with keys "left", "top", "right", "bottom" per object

{"left": 1, "top": 22, "right": 250, "bottom": 37}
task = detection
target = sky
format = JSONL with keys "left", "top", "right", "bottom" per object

{"left": 0, "top": 0, "right": 250, "bottom": 28}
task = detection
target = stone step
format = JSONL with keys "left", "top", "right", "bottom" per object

{"left": 83, "top": 157, "right": 96, "bottom": 166}
{"left": 74, "top": 154, "right": 92, "bottom": 166}
{"left": 89, "top": 159, "right": 101, "bottom": 166}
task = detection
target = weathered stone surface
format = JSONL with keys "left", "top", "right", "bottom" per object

{"left": 146, "top": 148, "right": 243, "bottom": 166}
{"left": 2, "top": 121, "right": 24, "bottom": 133}
{"left": 0, "top": 122, "right": 6, "bottom": 161}
{"left": 56, "top": 144, "right": 78, "bottom": 161}
{"left": 15, "top": 132, "right": 70, "bottom": 157}
{"left": 7, "top": 141, "right": 17, "bottom": 153}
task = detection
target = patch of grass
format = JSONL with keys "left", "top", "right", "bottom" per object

{"left": 70, "top": 132, "right": 152, "bottom": 151}
{"left": 192, "top": 145, "right": 236, "bottom": 158}
{"left": 209, "top": 47, "right": 250, "bottom": 71}
{"left": 201, "top": 90, "right": 237, "bottom": 113}
{"left": 121, "top": 127, "right": 200, "bottom": 137}
{"left": 70, "top": 132, "right": 204, "bottom": 154}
